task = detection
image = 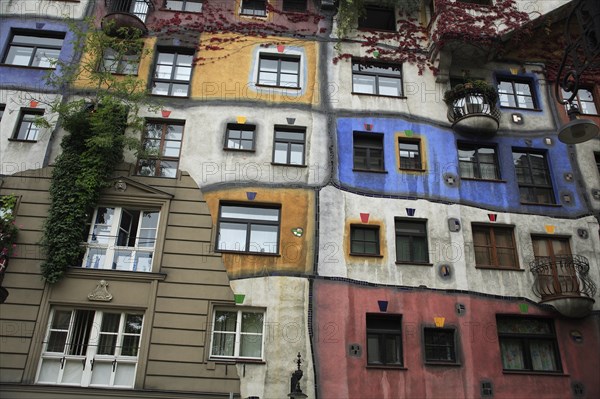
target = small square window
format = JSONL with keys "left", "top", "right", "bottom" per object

{"left": 225, "top": 123, "right": 256, "bottom": 151}
{"left": 241, "top": 0, "right": 267, "bottom": 16}
{"left": 151, "top": 48, "right": 194, "bottom": 97}
{"left": 458, "top": 143, "right": 500, "bottom": 180}
{"left": 350, "top": 225, "right": 380, "bottom": 256}
{"left": 13, "top": 109, "right": 44, "bottom": 141}
{"left": 366, "top": 314, "right": 403, "bottom": 366}
{"left": 282, "top": 0, "right": 307, "bottom": 12}
{"left": 210, "top": 308, "right": 265, "bottom": 360}
{"left": 2, "top": 30, "right": 65, "bottom": 68}
{"left": 137, "top": 120, "right": 183, "bottom": 178}
{"left": 217, "top": 204, "right": 281, "bottom": 254}
{"left": 358, "top": 6, "right": 396, "bottom": 31}
{"left": 561, "top": 88, "right": 598, "bottom": 115}
{"left": 352, "top": 60, "right": 402, "bottom": 97}
{"left": 257, "top": 54, "right": 300, "bottom": 88}
{"left": 512, "top": 150, "right": 555, "bottom": 204}
{"left": 395, "top": 219, "right": 429, "bottom": 263}
{"left": 424, "top": 328, "right": 457, "bottom": 364}
{"left": 272, "top": 127, "right": 305, "bottom": 165}
{"left": 165, "top": 0, "right": 203, "bottom": 12}
{"left": 472, "top": 224, "right": 519, "bottom": 269}
{"left": 100, "top": 48, "right": 140, "bottom": 75}
{"left": 353, "top": 132, "right": 384, "bottom": 172}
{"left": 398, "top": 138, "right": 423, "bottom": 170}
{"left": 497, "top": 77, "right": 537, "bottom": 109}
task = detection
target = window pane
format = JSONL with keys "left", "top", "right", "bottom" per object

{"left": 258, "top": 72, "right": 278, "bottom": 86}
{"left": 121, "top": 335, "right": 141, "bottom": 356}
{"left": 90, "top": 361, "right": 112, "bottom": 385}
{"left": 378, "top": 77, "right": 402, "bottom": 96}
{"left": 38, "top": 359, "right": 60, "bottom": 383}
{"left": 479, "top": 163, "right": 498, "bottom": 179}
{"left": 274, "top": 142, "right": 288, "bottom": 163}
{"left": 62, "top": 359, "right": 84, "bottom": 384}
{"left": 85, "top": 247, "right": 107, "bottom": 269}
{"left": 218, "top": 222, "right": 248, "bottom": 251}
{"left": 240, "top": 335, "right": 262, "bottom": 357}
{"left": 114, "top": 363, "right": 136, "bottom": 387}
{"left": 212, "top": 333, "right": 235, "bottom": 356}
{"left": 459, "top": 161, "right": 476, "bottom": 178}
{"left": 177, "top": 54, "right": 194, "bottom": 66}
{"left": 396, "top": 236, "right": 410, "bottom": 262}
{"left": 280, "top": 73, "right": 298, "bottom": 87}
{"left": 275, "top": 131, "right": 304, "bottom": 141}
{"left": 412, "top": 237, "right": 428, "bottom": 262}
{"left": 353, "top": 75, "right": 376, "bottom": 94}
{"left": 152, "top": 82, "right": 170, "bottom": 96}
{"left": 47, "top": 331, "right": 68, "bottom": 353}
{"left": 5, "top": 46, "right": 33, "bottom": 66}
{"left": 530, "top": 341, "right": 558, "bottom": 371}
{"left": 171, "top": 83, "right": 189, "bottom": 97}
{"left": 500, "top": 339, "right": 525, "bottom": 369}
{"left": 32, "top": 48, "right": 60, "bottom": 68}
{"left": 155, "top": 64, "right": 173, "bottom": 79}
{"left": 125, "top": 314, "right": 143, "bottom": 334}
{"left": 101, "top": 313, "right": 121, "bottom": 333}
{"left": 367, "top": 334, "right": 381, "bottom": 363}
{"left": 249, "top": 224, "right": 278, "bottom": 253}
{"left": 97, "top": 333, "right": 117, "bottom": 355}
{"left": 260, "top": 58, "right": 278, "bottom": 72}
{"left": 290, "top": 143, "right": 304, "bottom": 164}
{"left": 174, "top": 66, "right": 192, "bottom": 80}
{"left": 221, "top": 206, "right": 279, "bottom": 221}
{"left": 281, "top": 60, "right": 298, "bottom": 73}
{"left": 215, "top": 311, "right": 237, "bottom": 331}
{"left": 241, "top": 312, "right": 264, "bottom": 333}
{"left": 384, "top": 335, "right": 402, "bottom": 364}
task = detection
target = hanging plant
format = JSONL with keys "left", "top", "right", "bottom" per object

{"left": 443, "top": 80, "right": 498, "bottom": 105}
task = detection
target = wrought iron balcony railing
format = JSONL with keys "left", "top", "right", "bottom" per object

{"left": 530, "top": 255, "right": 597, "bottom": 301}
{"left": 105, "top": 0, "right": 153, "bottom": 23}
{"left": 446, "top": 89, "right": 501, "bottom": 136}
{"left": 102, "top": 0, "right": 154, "bottom": 36}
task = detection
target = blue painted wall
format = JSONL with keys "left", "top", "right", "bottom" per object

{"left": 0, "top": 18, "right": 78, "bottom": 91}
{"left": 336, "top": 117, "right": 587, "bottom": 217}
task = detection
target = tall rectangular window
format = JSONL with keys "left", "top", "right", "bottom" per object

{"left": 458, "top": 143, "right": 500, "bottom": 180}
{"left": 498, "top": 78, "right": 537, "bottom": 109}
{"left": 83, "top": 207, "right": 160, "bottom": 272}
{"left": 562, "top": 88, "right": 598, "bottom": 115}
{"left": 358, "top": 6, "right": 396, "bottom": 31}
{"left": 165, "top": 0, "right": 203, "bottom": 12}
{"left": 472, "top": 224, "right": 518, "bottom": 269}
{"left": 37, "top": 309, "right": 143, "bottom": 388}
{"left": 151, "top": 49, "right": 194, "bottom": 97}
{"left": 12, "top": 109, "right": 44, "bottom": 141}
{"left": 395, "top": 219, "right": 428, "bottom": 263}
{"left": 2, "top": 30, "right": 65, "bottom": 68}
{"left": 398, "top": 138, "right": 422, "bottom": 170}
{"left": 240, "top": 0, "right": 267, "bottom": 16}
{"left": 352, "top": 60, "right": 402, "bottom": 97}
{"left": 217, "top": 204, "right": 280, "bottom": 254}
{"left": 353, "top": 132, "right": 384, "bottom": 171}
{"left": 497, "top": 317, "right": 562, "bottom": 372}
{"left": 273, "top": 127, "right": 305, "bottom": 165}
{"left": 137, "top": 120, "right": 183, "bottom": 178}
{"left": 424, "top": 328, "right": 457, "bottom": 364}
{"left": 225, "top": 123, "right": 256, "bottom": 151}
{"left": 100, "top": 48, "right": 140, "bottom": 75}
{"left": 350, "top": 225, "right": 380, "bottom": 256}
{"left": 512, "top": 150, "right": 555, "bottom": 204}
{"left": 366, "top": 314, "right": 403, "bottom": 366}
{"left": 257, "top": 54, "right": 300, "bottom": 88}
{"left": 210, "top": 308, "right": 265, "bottom": 360}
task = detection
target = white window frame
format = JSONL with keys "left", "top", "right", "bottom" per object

{"left": 209, "top": 308, "right": 266, "bottom": 360}
{"left": 36, "top": 308, "right": 144, "bottom": 388}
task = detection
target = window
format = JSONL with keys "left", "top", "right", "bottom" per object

{"left": 217, "top": 204, "right": 280, "bottom": 254}
{"left": 562, "top": 88, "right": 598, "bottom": 115}
{"left": 424, "top": 328, "right": 457, "bottom": 364}
{"left": 498, "top": 78, "right": 537, "bottom": 109}
{"left": 165, "top": 0, "right": 203, "bottom": 12}
{"left": 151, "top": 49, "right": 194, "bottom": 97}
{"left": 225, "top": 123, "right": 256, "bottom": 151}
{"left": 210, "top": 308, "right": 265, "bottom": 360}
{"left": 82, "top": 207, "right": 160, "bottom": 272}
{"left": 352, "top": 60, "right": 403, "bottom": 97}
{"left": 358, "top": 6, "right": 396, "bottom": 31}
{"left": 366, "top": 314, "right": 403, "bottom": 366}
{"left": 398, "top": 138, "right": 422, "bottom": 170}
{"left": 240, "top": 0, "right": 267, "bottom": 16}
{"left": 0, "top": 104, "right": 5, "bottom": 121}
{"left": 595, "top": 152, "right": 600, "bottom": 175}
{"left": 12, "top": 109, "right": 43, "bottom": 141}
{"left": 512, "top": 150, "right": 555, "bottom": 204}
{"left": 472, "top": 224, "right": 518, "bottom": 269}
{"left": 257, "top": 54, "right": 300, "bottom": 88}
{"left": 2, "top": 30, "right": 65, "bottom": 68}
{"left": 395, "top": 219, "right": 429, "bottom": 263}
{"left": 37, "top": 308, "right": 143, "bottom": 387}
{"left": 273, "top": 127, "right": 305, "bottom": 165}
{"left": 137, "top": 121, "right": 183, "bottom": 178}
{"left": 353, "top": 132, "right": 384, "bottom": 171}
{"left": 497, "top": 317, "right": 562, "bottom": 372}
{"left": 458, "top": 143, "right": 500, "bottom": 180}
{"left": 283, "top": 0, "right": 307, "bottom": 12}
{"left": 100, "top": 48, "right": 140, "bottom": 75}
{"left": 350, "top": 225, "right": 380, "bottom": 256}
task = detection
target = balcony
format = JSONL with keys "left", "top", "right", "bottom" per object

{"left": 446, "top": 89, "right": 500, "bottom": 137}
{"left": 102, "top": 0, "right": 154, "bottom": 37}
{"left": 530, "top": 255, "right": 597, "bottom": 318}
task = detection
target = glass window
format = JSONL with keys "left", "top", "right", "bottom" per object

{"left": 497, "top": 317, "right": 562, "bottom": 372}
{"left": 240, "top": 0, "right": 267, "bottom": 16}
{"left": 151, "top": 49, "right": 194, "bottom": 97}
{"left": 282, "top": 0, "right": 307, "bottom": 12}
{"left": 82, "top": 207, "right": 160, "bottom": 272}
{"left": 353, "top": 132, "right": 384, "bottom": 171}
{"left": 358, "top": 6, "right": 396, "bottom": 31}
{"left": 2, "top": 30, "right": 65, "bottom": 68}
{"left": 217, "top": 204, "right": 280, "bottom": 254}
{"left": 424, "top": 328, "right": 457, "bottom": 363}
{"left": 165, "top": 0, "right": 203, "bottom": 12}
{"left": 100, "top": 48, "right": 140, "bottom": 75}
{"left": 472, "top": 224, "right": 518, "bottom": 269}
{"left": 257, "top": 54, "right": 300, "bottom": 88}
{"left": 13, "top": 109, "right": 44, "bottom": 141}
{"left": 366, "top": 314, "right": 403, "bottom": 366}
{"left": 395, "top": 219, "right": 428, "bottom": 263}
{"left": 137, "top": 120, "right": 183, "bottom": 178}
{"left": 273, "top": 127, "right": 305, "bottom": 165}
{"left": 37, "top": 308, "right": 143, "bottom": 388}
{"left": 561, "top": 88, "right": 598, "bottom": 115}
{"left": 0, "top": 104, "right": 5, "bottom": 121}
{"left": 512, "top": 150, "right": 555, "bottom": 204}
{"left": 352, "top": 60, "right": 402, "bottom": 97}
{"left": 225, "top": 123, "right": 256, "bottom": 151}
{"left": 498, "top": 78, "right": 536, "bottom": 109}
{"left": 398, "top": 138, "right": 422, "bottom": 170}
{"left": 458, "top": 143, "right": 500, "bottom": 180}
{"left": 211, "top": 309, "right": 265, "bottom": 359}
{"left": 350, "top": 225, "right": 380, "bottom": 256}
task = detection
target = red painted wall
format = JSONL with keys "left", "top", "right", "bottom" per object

{"left": 313, "top": 279, "right": 600, "bottom": 399}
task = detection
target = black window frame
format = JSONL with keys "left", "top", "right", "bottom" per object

{"left": 366, "top": 314, "right": 403, "bottom": 367}
{"left": 472, "top": 223, "right": 519, "bottom": 270}
{"left": 11, "top": 108, "right": 44, "bottom": 142}
{"left": 216, "top": 203, "right": 281, "bottom": 255}
{"left": 350, "top": 225, "right": 380, "bottom": 256}
{"left": 352, "top": 59, "right": 403, "bottom": 97}
{"left": 496, "top": 316, "right": 562, "bottom": 373}
{"left": 224, "top": 123, "right": 256, "bottom": 151}
{"left": 398, "top": 138, "right": 423, "bottom": 171}
{"left": 272, "top": 126, "right": 306, "bottom": 166}
{"left": 423, "top": 327, "right": 458, "bottom": 364}
{"left": 99, "top": 47, "right": 140, "bottom": 75}
{"left": 282, "top": 0, "right": 307, "bottom": 12}
{"left": 561, "top": 87, "right": 598, "bottom": 115}
{"left": 151, "top": 47, "right": 195, "bottom": 97}
{"left": 164, "top": 0, "right": 204, "bottom": 12}
{"left": 2, "top": 29, "right": 65, "bottom": 69}
{"left": 512, "top": 149, "right": 555, "bottom": 205}
{"left": 497, "top": 77, "right": 538, "bottom": 110}
{"left": 353, "top": 132, "right": 385, "bottom": 172}
{"left": 240, "top": 0, "right": 267, "bottom": 17}
{"left": 395, "top": 218, "right": 429, "bottom": 264}
{"left": 136, "top": 119, "right": 184, "bottom": 178}
{"left": 257, "top": 54, "right": 301, "bottom": 89}
{"left": 358, "top": 5, "right": 396, "bottom": 31}
{"left": 457, "top": 143, "right": 500, "bottom": 180}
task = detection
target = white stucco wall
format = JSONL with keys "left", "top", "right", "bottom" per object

{"left": 0, "top": 0, "right": 92, "bottom": 19}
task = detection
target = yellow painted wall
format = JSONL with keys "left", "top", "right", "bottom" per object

{"left": 204, "top": 187, "right": 315, "bottom": 278}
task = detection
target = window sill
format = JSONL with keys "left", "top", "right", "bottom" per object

{"left": 353, "top": 168, "right": 388, "bottom": 174}
{"left": 8, "top": 138, "right": 37, "bottom": 143}
{"left": 271, "top": 162, "right": 307, "bottom": 168}
{"left": 399, "top": 168, "right": 426, "bottom": 173}
{"left": 150, "top": 94, "right": 190, "bottom": 99}
{"left": 395, "top": 261, "right": 433, "bottom": 266}
{"left": 217, "top": 250, "right": 281, "bottom": 257}
{"left": 223, "top": 147, "right": 256, "bottom": 152}
{"left": 160, "top": 8, "right": 203, "bottom": 15}
{"left": 210, "top": 357, "right": 265, "bottom": 364}
{"left": 425, "top": 361, "right": 461, "bottom": 367}
{"left": 366, "top": 365, "right": 407, "bottom": 370}
{"left": 502, "top": 370, "right": 568, "bottom": 377}
{"left": 461, "top": 177, "right": 506, "bottom": 183}
{"left": 352, "top": 92, "right": 406, "bottom": 99}
{"left": 520, "top": 202, "right": 561, "bottom": 207}
{"left": 106, "top": 72, "right": 139, "bottom": 77}
{"left": 350, "top": 253, "right": 383, "bottom": 258}
{"left": 475, "top": 266, "right": 523, "bottom": 271}
{"left": 0, "top": 63, "right": 55, "bottom": 71}
{"left": 357, "top": 28, "right": 397, "bottom": 33}
{"left": 67, "top": 267, "right": 167, "bottom": 281}
{"left": 255, "top": 84, "right": 301, "bottom": 90}
{"left": 239, "top": 13, "right": 268, "bottom": 18}
{"left": 500, "top": 106, "right": 542, "bottom": 112}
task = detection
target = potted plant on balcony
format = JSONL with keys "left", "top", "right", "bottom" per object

{"left": 443, "top": 80, "right": 498, "bottom": 106}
